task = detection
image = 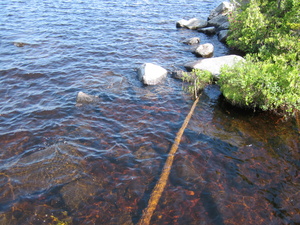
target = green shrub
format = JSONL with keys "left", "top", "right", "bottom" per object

{"left": 219, "top": 0, "right": 300, "bottom": 117}
{"left": 182, "top": 69, "right": 213, "bottom": 99}
{"left": 227, "top": 1, "right": 268, "bottom": 53}
{"left": 219, "top": 57, "right": 300, "bottom": 116}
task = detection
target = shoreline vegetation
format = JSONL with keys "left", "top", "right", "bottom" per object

{"left": 219, "top": 0, "right": 300, "bottom": 120}
{"left": 178, "top": 0, "right": 299, "bottom": 123}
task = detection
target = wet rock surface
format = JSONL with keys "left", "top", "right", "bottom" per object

{"left": 76, "top": 91, "right": 99, "bottom": 105}
{"left": 182, "top": 37, "right": 201, "bottom": 45}
{"left": 193, "top": 43, "right": 214, "bottom": 58}
{"left": 137, "top": 63, "right": 167, "bottom": 85}
{"left": 198, "top": 26, "right": 216, "bottom": 35}
{"left": 184, "top": 55, "right": 245, "bottom": 79}
{"left": 176, "top": 18, "right": 208, "bottom": 30}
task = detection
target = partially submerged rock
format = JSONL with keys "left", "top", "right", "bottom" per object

{"left": 76, "top": 91, "right": 99, "bottom": 105}
{"left": 13, "top": 42, "right": 30, "bottom": 47}
{"left": 193, "top": 43, "right": 214, "bottom": 58}
{"left": 172, "top": 70, "right": 189, "bottom": 80}
{"left": 184, "top": 55, "right": 245, "bottom": 79}
{"left": 218, "top": 30, "right": 229, "bottom": 43}
{"left": 198, "top": 27, "right": 216, "bottom": 35}
{"left": 176, "top": 18, "right": 208, "bottom": 30}
{"left": 182, "top": 37, "right": 200, "bottom": 45}
{"left": 137, "top": 63, "right": 167, "bottom": 85}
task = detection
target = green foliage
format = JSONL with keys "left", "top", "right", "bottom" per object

{"left": 219, "top": 57, "right": 300, "bottom": 116}
{"left": 227, "top": 1, "right": 268, "bottom": 53}
{"left": 219, "top": 0, "right": 300, "bottom": 117}
{"left": 182, "top": 69, "right": 213, "bottom": 99}
{"left": 227, "top": 0, "right": 300, "bottom": 57}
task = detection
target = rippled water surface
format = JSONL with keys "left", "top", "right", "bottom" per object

{"left": 0, "top": 0, "right": 299, "bottom": 224}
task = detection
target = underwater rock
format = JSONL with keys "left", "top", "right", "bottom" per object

{"left": 76, "top": 91, "right": 99, "bottom": 105}
{"left": 13, "top": 42, "right": 30, "bottom": 47}
{"left": 0, "top": 143, "right": 85, "bottom": 205}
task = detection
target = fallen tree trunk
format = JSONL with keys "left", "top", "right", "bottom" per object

{"left": 137, "top": 95, "right": 200, "bottom": 225}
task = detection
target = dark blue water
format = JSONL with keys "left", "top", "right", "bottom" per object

{"left": 0, "top": 0, "right": 299, "bottom": 224}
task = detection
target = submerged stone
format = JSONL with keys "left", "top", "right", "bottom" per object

{"left": 13, "top": 42, "right": 30, "bottom": 47}
{"left": 76, "top": 91, "right": 99, "bottom": 105}
{"left": 0, "top": 143, "right": 85, "bottom": 204}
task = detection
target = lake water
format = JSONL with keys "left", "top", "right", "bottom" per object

{"left": 0, "top": 0, "right": 299, "bottom": 224}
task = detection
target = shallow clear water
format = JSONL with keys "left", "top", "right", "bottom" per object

{"left": 0, "top": 0, "right": 299, "bottom": 224}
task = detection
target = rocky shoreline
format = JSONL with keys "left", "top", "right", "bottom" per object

{"left": 137, "top": 1, "right": 242, "bottom": 87}
{"left": 77, "top": 1, "right": 243, "bottom": 103}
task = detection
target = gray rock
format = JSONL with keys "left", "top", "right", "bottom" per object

{"left": 76, "top": 91, "right": 99, "bottom": 105}
{"left": 208, "top": 2, "right": 235, "bottom": 20}
{"left": 184, "top": 55, "right": 245, "bottom": 79}
{"left": 176, "top": 18, "right": 207, "bottom": 30}
{"left": 198, "top": 27, "right": 216, "bottom": 35}
{"left": 193, "top": 43, "right": 214, "bottom": 58}
{"left": 171, "top": 70, "right": 188, "bottom": 80}
{"left": 218, "top": 30, "right": 229, "bottom": 43}
{"left": 171, "top": 70, "right": 196, "bottom": 82}
{"left": 208, "top": 14, "right": 228, "bottom": 28}
{"left": 137, "top": 63, "right": 167, "bottom": 85}
{"left": 219, "top": 21, "right": 230, "bottom": 30}
{"left": 182, "top": 37, "right": 200, "bottom": 45}
{"left": 186, "top": 18, "right": 208, "bottom": 30}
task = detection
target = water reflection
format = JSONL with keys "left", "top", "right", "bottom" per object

{"left": 1, "top": 0, "right": 300, "bottom": 223}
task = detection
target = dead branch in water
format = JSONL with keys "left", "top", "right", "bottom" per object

{"left": 137, "top": 95, "right": 200, "bottom": 225}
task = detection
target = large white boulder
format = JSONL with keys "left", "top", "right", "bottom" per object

{"left": 137, "top": 63, "right": 167, "bottom": 85}
{"left": 184, "top": 55, "right": 245, "bottom": 79}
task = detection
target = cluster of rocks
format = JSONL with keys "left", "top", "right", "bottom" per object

{"left": 177, "top": 1, "right": 234, "bottom": 43}
{"left": 77, "top": 2, "right": 244, "bottom": 103}
{"left": 134, "top": 1, "right": 241, "bottom": 88}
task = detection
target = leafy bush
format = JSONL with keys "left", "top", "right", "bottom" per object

{"left": 219, "top": 57, "right": 300, "bottom": 116}
{"left": 227, "top": 1, "right": 268, "bottom": 53}
{"left": 219, "top": 0, "right": 300, "bottom": 117}
{"left": 182, "top": 69, "right": 213, "bottom": 99}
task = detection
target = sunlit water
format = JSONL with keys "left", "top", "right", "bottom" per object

{"left": 0, "top": 0, "right": 299, "bottom": 224}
